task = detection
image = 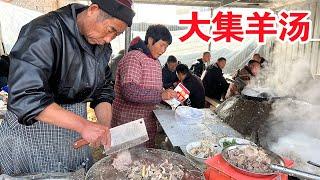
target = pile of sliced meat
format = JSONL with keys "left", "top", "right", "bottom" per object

{"left": 112, "top": 151, "right": 185, "bottom": 180}
{"left": 226, "top": 146, "right": 272, "bottom": 173}
{"left": 126, "top": 159, "right": 184, "bottom": 180}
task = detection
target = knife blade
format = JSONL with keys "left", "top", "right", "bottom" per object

{"left": 73, "top": 118, "right": 149, "bottom": 155}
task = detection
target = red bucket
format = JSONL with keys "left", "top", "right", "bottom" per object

{"left": 204, "top": 154, "right": 294, "bottom": 180}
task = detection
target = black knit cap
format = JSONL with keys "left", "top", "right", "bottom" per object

{"left": 91, "top": 0, "right": 135, "bottom": 27}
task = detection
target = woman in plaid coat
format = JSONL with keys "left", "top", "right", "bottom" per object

{"left": 112, "top": 25, "right": 176, "bottom": 148}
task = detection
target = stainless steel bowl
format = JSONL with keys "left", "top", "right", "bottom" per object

{"left": 221, "top": 144, "right": 285, "bottom": 177}
{"left": 86, "top": 148, "right": 204, "bottom": 180}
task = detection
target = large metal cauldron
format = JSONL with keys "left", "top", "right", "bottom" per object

{"left": 86, "top": 148, "right": 203, "bottom": 180}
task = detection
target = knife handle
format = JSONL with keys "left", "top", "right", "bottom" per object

{"left": 73, "top": 138, "right": 89, "bottom": 149}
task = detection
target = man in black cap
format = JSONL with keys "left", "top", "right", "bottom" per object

{"left": 0, "top": 0, "right": 135, "bottom": 175}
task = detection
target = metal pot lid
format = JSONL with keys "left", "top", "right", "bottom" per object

{"left": 242, "top": 87, "right": 282, "bottom": 101}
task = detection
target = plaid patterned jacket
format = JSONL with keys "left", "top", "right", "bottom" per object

{"left": 112, "top": 50, "right": 163, "bottom": 147}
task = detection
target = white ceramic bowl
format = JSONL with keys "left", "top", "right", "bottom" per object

{"left": 186, "top": 141, "right": 220, "bottom": 163}
{"left": 218, "top": 137, "right": 256, "bottom": 149}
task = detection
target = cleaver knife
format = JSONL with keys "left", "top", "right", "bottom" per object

{"left": 73, "top": 118, "right": 149, "bottom": 155}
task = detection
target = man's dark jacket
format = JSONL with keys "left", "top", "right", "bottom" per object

{"left": 8, "top": 4, "right": 114, "bottom": 125}
{"left": 182, "top": 73, "right": 205, "bottom": 109}
{"left": 0, "top": 55, "right": 10, "bottom": 77}
{"left": 202, "top": 63, "right": 229, "bottom": 100}
{"left": 190, "top": 58, "right": 205, "bottom": 77}
{"left": 162, "top": 64, "right": 178, "bottom": 89}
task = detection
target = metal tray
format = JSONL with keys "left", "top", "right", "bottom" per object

{"left": 221, "top": 144, "right": 285, "bottom": 177}
{"left": 86, "top": 148, "right": 204, "bottom": 180}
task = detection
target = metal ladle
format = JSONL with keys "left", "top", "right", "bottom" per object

{"left": 307, "top": 161, "right": 320, "bottom": 168}
{"left": 270, "top": 164, "right": 320, "bottom": 180}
